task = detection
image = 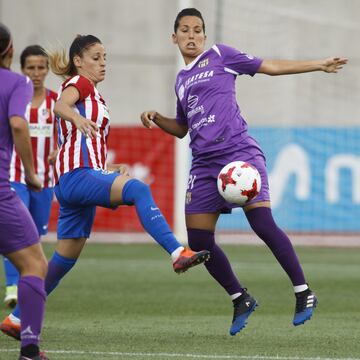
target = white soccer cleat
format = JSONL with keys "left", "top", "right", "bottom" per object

{"left": 4, "top": 285, "right": 18, "bottom": 308}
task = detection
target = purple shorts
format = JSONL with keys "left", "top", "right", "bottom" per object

{"left": 0, "top": 191, "right": 39, "bottom": 255}
{"left": 185, "top": 135, "right": 270, "bottom": 214}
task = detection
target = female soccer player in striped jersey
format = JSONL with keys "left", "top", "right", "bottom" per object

{"left": 141, "top": 8, "right": 347, "bottom": 335}
{"left": 1, "top": 34, "right": 210, "bottom": 342}
{"left": 0, "top": 23, "right": 49, "bottom": 360}
{"left": 2, "top": 45, "right": 57, "bottom": 309}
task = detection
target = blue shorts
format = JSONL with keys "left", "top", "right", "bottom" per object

{"left": 54, "top": 168, "right": 119, "bottom": 239}
{"left": 11, "top": 182, "right": 54, "bottom": 236}
{"left": 186, "top": 136, "right": 270, "bottom": 214}
{"left": 0, "top": 191, "right": 39, "bottom": 255}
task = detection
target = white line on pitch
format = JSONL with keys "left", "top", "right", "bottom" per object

{"left": 0, "top": 349, "right": 359, "bottom": 360}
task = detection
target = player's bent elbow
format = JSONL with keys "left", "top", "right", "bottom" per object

{"left": 53, "top": 101, "right": 63, "bottom": 117}
{"left": 9, "top": 116, "right": 28, "bottom": 133}
{"left": 174, "top": 125, "right": 188, "bottom": 138}
{"left": 176, "top": 131, "right": 187, "bottom": 139}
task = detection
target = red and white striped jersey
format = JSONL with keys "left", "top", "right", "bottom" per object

{"left": 9, "top": 89, "right": 57, "bottom": 188}
{"left": 54, "top": 75, "right": 110, "bottom": 183}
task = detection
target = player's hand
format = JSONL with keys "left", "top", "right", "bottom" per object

{"left": 108, "top": 163, "right": 130, "bottom": 176}
{"left": 25, "top": 172, "right": 42, "bottom": 192}
{"left": 73, "top": 114, "right": 98, "bottom": 139}
{"left": 117, "top": 164, "right": 130, "bottom": 176}
{"left": 322, "top": 57, "right": 348, "bottom": 73}
{"left": 140, "top": 110, "right": 157, "bottom": 129}
{"left": 48, "top": 149, "right": 58, "bottom": 165}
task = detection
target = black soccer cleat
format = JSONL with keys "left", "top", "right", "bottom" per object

{"left": 293, "top": 288, "right": 318, "bottom": 326}
{"left": 230, "top": 289, "right": 258, "bottom": 336}
{"left": 19, "top": 353, "right": 49, "bottom": 360}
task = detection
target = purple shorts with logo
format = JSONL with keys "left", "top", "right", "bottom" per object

{"left": 0, "top": 190, "right": 39, "bottom": 255}
{"left": 185, "top": 135, "right": 270, "bottom": 214}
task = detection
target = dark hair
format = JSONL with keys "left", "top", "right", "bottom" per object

{"left": 68, "top": 35, "right": 101, "bottom": 75}
{"left": 174, "top": 8, "right": 205, "bottom": 33}
{"left": 0, "top": 23, "right": 12, "bottom": 61}
{"left": 48, "top": 34, "right": 102, "bottom": 78}
{"left": 20, "top": 45, "right": 48, "bottom": 68}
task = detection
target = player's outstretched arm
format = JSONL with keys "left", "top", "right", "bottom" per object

{"left": 257, "top": 57, "right": 348, "bottom": 76}
{"left": 140, "top": 110, "right": 188, "bottom": 138}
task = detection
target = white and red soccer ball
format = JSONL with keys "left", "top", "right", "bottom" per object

{"left": 217, "top": 161, "right": 261, "bottom": 206}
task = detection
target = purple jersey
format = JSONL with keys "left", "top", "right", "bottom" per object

{"left": 0, "top": 68, "right": 38, "bottom": 255}
{"left": 0, "top": 68, "right": 33, "bottom": 192}
{"left": 175, "top": 44, "right": 263, "bottom": 157}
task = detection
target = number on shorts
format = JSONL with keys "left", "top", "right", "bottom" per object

{"left": 187, "top": 174, "right": 196, "bottom": 190}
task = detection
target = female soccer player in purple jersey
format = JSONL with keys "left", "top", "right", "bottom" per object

{"left": 2, "top": 45, "right": 58, "bottom": 310}
{"left": 0, "top": 23, "right": 49, "bottom": 360}
{"left": 1, "top": 33, "right": 210, "bottom": 342}
{"left": 141, "top": 8, "right": 348, "bottom": 336}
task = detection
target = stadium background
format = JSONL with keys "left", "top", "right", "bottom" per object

{"left": 1, "top": 0, "right": 359, "bottom": 245}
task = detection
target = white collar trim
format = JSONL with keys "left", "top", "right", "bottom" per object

{"left": 182, "top": 49, "right": 208, "bottom": 71}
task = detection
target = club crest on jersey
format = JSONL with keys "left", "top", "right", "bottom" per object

{"left": 188, "top": 94, "right": 199, "bottom": 109}
{"left": 186, "top": 191, "right": 192, "bottom": 204}
{"left": 42, "top": 108, "right": 50, "bottom": 117}
{"left": 198, "top": 58, "right": 209, "bottom": 68}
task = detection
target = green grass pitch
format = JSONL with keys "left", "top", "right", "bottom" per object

{"left": 0, "top": 243, "right": 359, "bottom": 359}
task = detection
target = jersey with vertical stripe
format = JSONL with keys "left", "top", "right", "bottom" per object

{"left": 9, "top": 88, "right": 56, "bottom": 188}
{"left": 55, "top": 75, "right": 110, "bottom": 183}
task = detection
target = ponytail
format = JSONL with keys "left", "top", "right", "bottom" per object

{"left": 47, "top": 48, "right": 72, "bottom": 79}
{"left": 47, "top": 34, "right": 102, "bottom": 79}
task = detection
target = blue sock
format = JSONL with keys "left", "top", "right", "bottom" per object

{"left": 122, "top": 179, "right": 181, "bottom": 254}
{"left": 12, "top": 251, "right": 77, "bottom": 319}
{"left": 3, "top": 257, "right": 19, "bottom": 286}
{"left": 45, "top": 251, "right": 77, "bottom": 294}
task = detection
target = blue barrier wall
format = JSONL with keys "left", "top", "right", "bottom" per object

{"left": 218, "top": 127, "right": 360, "bottom": 232}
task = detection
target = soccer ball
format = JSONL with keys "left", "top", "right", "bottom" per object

{"left": 217, "top": 161, "right": 261, "bottom": 206}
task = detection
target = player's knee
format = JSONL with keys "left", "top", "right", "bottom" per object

{"left": 187, "top": 228, "right": 215, "bottom": 251}
{"left": 30, "top": 256, "right": 48, "bottom": 279}
{"left": 20, "top": 253, "right": 48, "bottom": 279}
{"left": 122, "top": 179, "right": 151, "bottom": 205}
{"left": 246, "top": 207, "right": 277, "bottom": 238}
{"left": 248, "top": 221, "right": 269, "bottom": 238}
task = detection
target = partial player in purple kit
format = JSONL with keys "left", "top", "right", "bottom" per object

{"left": 2, "top": 45, "right": 58, "bottom": 310}
{"left": 141, "top": 8, "right": 347, "bottom": 335}
{"left": 0, "top": 23, "right": 49, "bottom": 360}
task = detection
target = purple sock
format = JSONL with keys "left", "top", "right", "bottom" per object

{"left": 18, "top": 276, "right": 46, "bottom": 348}
{"left": 12, "top": 251, "right": 76, "bottom": 320}
{"left": 187, "top": 228, "right": 243, "bottom": 295}
{"left": 245, "top": 207, "right": 306, "bottom": 286}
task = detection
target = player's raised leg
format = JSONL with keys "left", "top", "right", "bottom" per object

{"left": 112, "top": 175, "right": 210, "bottom": 273}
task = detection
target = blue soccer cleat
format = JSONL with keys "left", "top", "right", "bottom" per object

{"left": 293, "top": 288, "right": 318, "bottom": 326}
{"left": 230, "top": 290, "right": 258, "bottom": 336}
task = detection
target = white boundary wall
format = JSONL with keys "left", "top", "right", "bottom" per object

{"left": 42, "top": 232, "right": 360, "bottom": 247}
